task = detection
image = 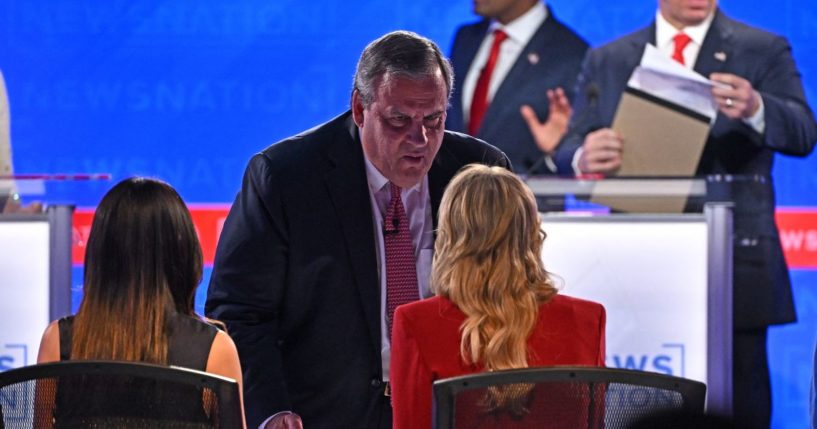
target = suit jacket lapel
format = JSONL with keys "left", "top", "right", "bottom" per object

{"left": 449, "top": 20, "right": 490, "bottom": 133}
{"left": 427, "top": 137, "right": 463, "bottom": 231}
{"left": 459, "top": 21, "right": 491, "bottom": 79}
{"left": 694, "top": 9, "right": 732, "bottom": 78}
{"left": 628, "top": 23, "right": 656, "bottom": 73}
{"left": 324, "top": 115, "right": 381, "bottom": 354}
{"left": 478, "top": 16, "right": 557, "bottom": 138}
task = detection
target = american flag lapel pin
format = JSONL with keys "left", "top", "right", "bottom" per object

{"left": 527, "top": 52, "right": 540, "bottom": 65}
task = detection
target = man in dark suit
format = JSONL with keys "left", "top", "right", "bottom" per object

{"left": 447, "top": 0, "right": 587, "bottom": 174}
{"left": 205, "top": 31, "right": 509, "bottom": 429}
{"left": 552, "top": 1, "right": 817, "bottom": 427}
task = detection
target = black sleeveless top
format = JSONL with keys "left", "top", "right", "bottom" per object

{"left": 53, "top": 313, "right": 221, "bottom": 428}
{"left": 58, "top": 312, "right": 219, "bottom": 369}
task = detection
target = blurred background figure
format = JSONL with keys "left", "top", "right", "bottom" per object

{"left": 0, "top": 69, "right": 41, "bottom": 214}
{"left": 390, "top": 164, "right": 605, "bottom": 429}
{"left": 36, "top": 177, "right": 245, "bottom": 428}
{"left": 447, "top": 0, "right": 588, "bottom": 174}
{"left": 0, "top": 70, "right": 10, "bottom": 178}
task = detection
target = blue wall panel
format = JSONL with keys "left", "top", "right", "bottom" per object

{"left": 16, "top": 2, "right": 816, "bottom": 427}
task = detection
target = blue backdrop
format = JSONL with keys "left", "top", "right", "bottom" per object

{"left": 3, "top": 1, "right": 815, "bottom": 427}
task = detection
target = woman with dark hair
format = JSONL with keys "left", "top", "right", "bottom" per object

{"left": 390, "top": 164, "right": 606, "bottom": 429}
{"left": 36, "top": 177, "right": 245, "bottom": 427}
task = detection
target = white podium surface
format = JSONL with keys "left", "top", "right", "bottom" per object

{"left": 0, "top": 206, "right": 73, "bottom": 374}
{"left": 541, "top": 216, "right": 709, "bottom": 384}
{"left": 0, "top": 220, "right": 50, "bottom": 371}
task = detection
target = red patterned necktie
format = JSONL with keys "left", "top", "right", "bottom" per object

{"left": 672, "top": 33, "right": 692, "bottom": 65}
{"left": 384, "top": 182, "right": 419, "bottom": 338}
{"left": 468, "top": 29, "right": 509, "bottom": 136}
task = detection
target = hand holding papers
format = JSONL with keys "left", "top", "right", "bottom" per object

{"left": 592, "top": 45, "right": 724, "bottom": 212}
{"left": 628, "top": 44, "right": 729, "bottom": 120}
{"left": 611, "top": 44, "right": 722, "bottom": 177}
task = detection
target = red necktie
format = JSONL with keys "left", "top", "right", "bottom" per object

{"left": 384, "top": 183, "right": 419, "bottom": 338}
{"left": 468, "top": 29, "right": 509, "bottom": 136}
{"left": 672, "top": 33, "right": 692, "bottom": 65}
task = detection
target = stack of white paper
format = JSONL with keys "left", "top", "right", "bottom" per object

{"left": 627, "top": 44, "right": 728, "bottom": 121}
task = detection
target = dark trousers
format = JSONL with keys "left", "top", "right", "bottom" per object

{"left": 380, "top": 394, "right": 393, "bottom": 428}
{"left": 733, "top": 328, "right": 771, "bottom": 429}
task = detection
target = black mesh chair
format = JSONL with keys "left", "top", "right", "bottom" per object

{"left": 0, "top": 361, "right": 242, "bottom": 428}
{"left": 433, "top": 366, "right": 706, "bottom": 429}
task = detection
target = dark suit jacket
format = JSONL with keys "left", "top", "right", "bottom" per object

{"left": 447, "top": 6, "right": 588, "bottom": 173}
{"left": 554, "top": 9, "right": 817, "bottom": 329}
{"left": 205, "top": 111, "right": 510, "bottom": 428}
{"left": 390, "top": 294, "right": 606, "bottom": 429}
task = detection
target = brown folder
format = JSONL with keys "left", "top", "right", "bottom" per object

{"left": 591, "top": 87, "right": 711, "bottom": 213}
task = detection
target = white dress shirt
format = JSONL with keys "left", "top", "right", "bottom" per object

{"left": 655, "top": 9, "right": 713, "bottom": 69}
{"left": 363, "top": 157, "right": 434, "bottom": 382}
{"left": 461, "top": 1, "right": 548, "bottom": 125}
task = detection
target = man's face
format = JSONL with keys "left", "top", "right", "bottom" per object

{"left": 472, "top": 0, "right": 533, "bottom": 24}
{"left": 659, "top": 0, "right": 717, "bottom": 28}
{"left": 353, "top": 71, "right": 448, "bottom": 189}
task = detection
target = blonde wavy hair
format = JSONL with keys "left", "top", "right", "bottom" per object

{"left": 432, "top": 164, "right": 558, "bottom": 372}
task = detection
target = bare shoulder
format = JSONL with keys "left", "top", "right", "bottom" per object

{"left": 37, "top": 320, "right": 61, "bottom": 363}
{"left": 210, "top": 330, "right": 239, "bottom": 359}
{"left": 206, "top": 330, "right": 246, "bottom": 428}
{"left": 206, "top": 330, "right": 242, "bottom": 381}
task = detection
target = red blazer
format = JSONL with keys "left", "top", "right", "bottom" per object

{"left": 390, "top": 294, "right": 606, "bottom": 429}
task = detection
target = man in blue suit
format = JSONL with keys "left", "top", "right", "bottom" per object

{"left": 553, "top": 1, "right": 817, "bottom": 427}
{"left": 447, "top": 0, "right": 587, "bottom": 174}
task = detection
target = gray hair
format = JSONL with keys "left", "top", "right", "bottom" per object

{"left": 352, "top": 30, "right": 454, "bottom": 106}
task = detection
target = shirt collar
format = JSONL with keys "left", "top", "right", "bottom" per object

{"left": 363, "top": 154, "right": 423, "bottom": 195}
{"left": 655, "top": 8, "right": 714, "bottom": 49}
{"left": 489, "top": 1, "right": 548, "bottom": 46}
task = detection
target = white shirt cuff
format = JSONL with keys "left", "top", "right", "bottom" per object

{"left": 571, "top": 147, "right": 584, "bottom": 176}
{"left": 544, "top": 155, "right": 557, "bottom": 173}
{"left": 742, "top": 95, "right": 765, "bottom": 134}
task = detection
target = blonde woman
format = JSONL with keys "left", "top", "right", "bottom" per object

{"left": 390, "top": 164, "right": 605, "bottom": 429}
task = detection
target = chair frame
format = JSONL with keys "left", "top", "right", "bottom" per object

{"left": 0, "top": 360, "right": 242, "bottom": 428}
{"left": 433, "top": 366, "right": 706, "bottom": 429}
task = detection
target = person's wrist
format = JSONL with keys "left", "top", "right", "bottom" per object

{"left": 747, "top": 90, "right": 761, "bottom": 117}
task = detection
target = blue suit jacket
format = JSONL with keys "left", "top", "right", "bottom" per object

{"left": 205, "top": 111, "right": 510, "bottom": 428}
{"left": 554, "top": 9, "right": 817, "bottom": 328}
{"left": 447, "top": 6, "right": 587, "bottom": 173}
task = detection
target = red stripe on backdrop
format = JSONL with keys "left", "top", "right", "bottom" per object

{"left": 71, "top": 206, "right": 817, "bottom": 269}
{"left": 776, "top": 208, "right": 817, "bottom": 269}
{"left": 72, "top": 205, "right": 231, "bottom": 265}
{"left": 72, "top": 210, "right": 95, "bottom": 264}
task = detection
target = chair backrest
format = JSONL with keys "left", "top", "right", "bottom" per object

{"left": 0, "top": 360, "right": 242, "bottom": 429}
{"left": 433, "top": 366, "right": 706, "bottom": 429}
